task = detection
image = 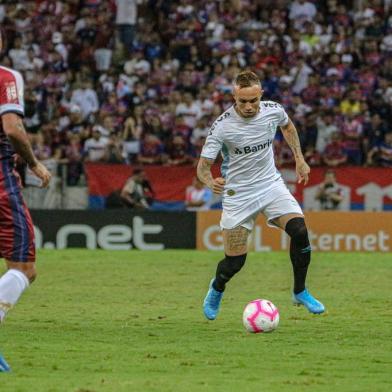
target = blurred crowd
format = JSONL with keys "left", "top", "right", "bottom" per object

{"left": 1, "top": 0, "right": 392, "bottom": 186}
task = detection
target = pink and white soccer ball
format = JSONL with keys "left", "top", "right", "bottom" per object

{"left": 242, "top": 299, "right": 279, "bottom": 333}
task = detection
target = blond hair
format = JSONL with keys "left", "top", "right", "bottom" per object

{"left": 234, "top": 71, "right": 261, "bottom": 88}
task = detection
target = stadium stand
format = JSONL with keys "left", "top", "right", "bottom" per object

{"left": 1, "top": 0, "right": 391, "bottom": 208}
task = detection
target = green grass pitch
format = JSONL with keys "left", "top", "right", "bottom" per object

{"left": 1, "top": 250, "right": 392, "bottom": 392}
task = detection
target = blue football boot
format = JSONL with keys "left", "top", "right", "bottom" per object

{"left": 0, "top": 353, "right": 11, "bottom": 372}
{"left": 203, "top": 279, "right": 223, "bottom": 320}
{"left": 293, "top": 288, "right": 325, "bottom": 314}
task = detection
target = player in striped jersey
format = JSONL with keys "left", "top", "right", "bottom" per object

{"left": 0, "top": 29, "right": 51, "bottom": 372}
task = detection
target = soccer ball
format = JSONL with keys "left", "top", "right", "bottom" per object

{"left": 242, "top": 299, "right": 279, "bottom": 333}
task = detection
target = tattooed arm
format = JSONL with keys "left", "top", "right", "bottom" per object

{"left": 280, "top": 118, "right": 310, "bottom": 185}
{"left": 280, "top": 118, "right": 304, "bottom": 161}
{"left": 2, "top": 113, "right": 38, "bottom": 168}
{"left": 197, "top": 157, "right": 225, "bottom": 194}
{"left": 2, "top": 113, "right": 51, "bottom": 187}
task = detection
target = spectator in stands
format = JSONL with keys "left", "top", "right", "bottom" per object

{"left": 63, "top": 134, "right": 84, "bottom": 186}
{"left": 8, "top": 35, "right": 28, "bottom": 70}
{"left": 290, "top": 56, "right": 313, "bottom": 94}
{"left": 340, "top": 90, "right": 361, "bottom": 116}
{"left": 172, "top": 114, "right": 192, "bottom": 141}
{"left": 289, "top": 0, "right": 317, "bottom": 30}
{"left": 315, "top": 169, "right": 344, "bottom": 210}
{"left": 84, "top": 126, "right": 108, "bottom": 162}
{"left": 122, "top": 114, "right": 142, "bottom": 163}
{"left": 274, "top": 139, "right": 295, "bottom": 168}
{"left": 62, "top": 105, "right": 89, "bottom": 136}
{"left": 137, "top": 133, "right": 165, "bottom": 164}
{"left": 115, "top": 0, "right": 141, "bottom": 53}
{"left": 52, "top": 31, "right": 68, "bottom": 63}
{"left": 185, "top": 177, "right": 213, "bottom": 211}
{"left": 1, "top": 0, "right": 390, "bottom": 183}
{"left": 367, "top": 131, "right": 392, "bottom": 168}
{"left": 99, "top": 115, "right": 116, "bottom": 136}
{"left": 32, "top": 132, "right": 52, "bottom": 161}
{"left": 70, "top": 80, "right": 99, "bottom": 120}
{"left": 316, "top": 112, "right": 338, "bottom": 154}
{"left": 302, "top": 112, "right": 318, "bottom": 150}
{"left": 304, "top": 144, "right": 322, "bottom": 167}
{"left": 341, "top": 112, "right": 364, "bottom": 165}
{"left": 100, "top": 92, "right": 119, "bottom": 117}
{"left": 192, "top": 135, "right": 206, "bottom": 162}
{"left": 175, "top": 92, "right": 202, "bottom": 130}
{"left": 363, "top": 113, "right": 388, "bottom": 153}
{"left": 102, "top": 133, "right": 125, "bottom": 164}
{"left": 323, "top": 132, "right": 348, "bottom": 167}
{"left": 24, "top": 88, "right": 42, "bottom": 134}
{"left": 166, "top": 135, "right": 193, "bottom": 166}
{"left": 191, "top": 116, "right": 210, "bottom": 155}
{"left": 77, "top": 15, "right": 97, "bottom": 45}
{"left": 144, "top": 116, "right": 168, "bottom": 143}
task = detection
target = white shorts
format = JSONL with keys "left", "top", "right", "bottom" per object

{"left": 220, "top": 183, "right": 303, "bottom": 231}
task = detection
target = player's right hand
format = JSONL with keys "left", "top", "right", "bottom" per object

{"left": 31, "top": 162, "right": 52, "bottom": 188}
{"left": 212, "top": 177, "right": 225, "bottom": 194}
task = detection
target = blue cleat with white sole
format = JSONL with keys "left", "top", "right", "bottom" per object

{"left": 0, "top": 353, "right": 11, "bottom": 372}
{"left": 293, "top": 288, "right": 325, "bottom": 314}
{"left": 203, "top": 279, "right": 223, "bottom": 320}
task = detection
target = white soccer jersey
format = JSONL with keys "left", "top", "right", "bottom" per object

{"left": 201, "top": 101, "right": 289, "bottom": 212}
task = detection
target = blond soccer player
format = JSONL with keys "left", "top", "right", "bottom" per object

{"left": 197, "top": 70, "right": 325, "bottom": 320}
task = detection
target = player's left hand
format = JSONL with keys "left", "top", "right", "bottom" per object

{"left": 296, "top": 159, "right": 310, "bottom": 185}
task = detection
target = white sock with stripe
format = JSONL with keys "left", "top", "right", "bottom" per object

{"left": 0, "top": 269, "right": 29, "bottom": 323}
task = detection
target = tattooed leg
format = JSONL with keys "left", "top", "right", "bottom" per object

{"left": 223, "top": 226, "right": 250, "bottom": 256}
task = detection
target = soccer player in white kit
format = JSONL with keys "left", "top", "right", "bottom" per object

{"left": 197, "top": 71, "right": 325, "bottom": 320}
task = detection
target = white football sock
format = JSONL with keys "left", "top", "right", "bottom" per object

{"left": 0, "top": 269, "right": 29, "bottom": 323}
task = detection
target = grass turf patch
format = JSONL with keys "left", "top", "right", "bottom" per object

{"left": 1, "top": 250, "right": 391, "bottom": 392}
